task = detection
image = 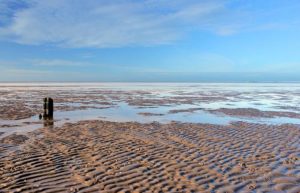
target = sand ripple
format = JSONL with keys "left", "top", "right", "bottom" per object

{"left": 0, "top": 121, "right": 299, "bottom": 192}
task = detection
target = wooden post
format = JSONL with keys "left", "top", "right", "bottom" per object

{"left": 43, "top": 97, "right": 54, "bottom": 119}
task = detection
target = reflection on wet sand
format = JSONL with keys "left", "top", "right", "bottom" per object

{"left": 43, "top": 119, "right": 54, "bottom": 127}
{"left": 1, "top": 83, "right": 300, "bottom": 138}
{"left": 0, "top": 83, "right": 300, "bottom": 192}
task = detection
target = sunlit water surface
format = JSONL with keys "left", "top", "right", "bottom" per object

{"left": 1, "top": 83, "right": 300, "bottom": 138}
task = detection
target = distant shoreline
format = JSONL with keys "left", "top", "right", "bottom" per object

{"left": 1, "top": 81, "right": 300, "bottom": 84}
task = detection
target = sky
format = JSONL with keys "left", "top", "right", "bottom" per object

{"left": 0, "top": 0, "right": 300, "bottom": 82}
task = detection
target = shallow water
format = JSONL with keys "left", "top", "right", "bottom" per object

{"left": 1, "top": 83, "right": 300, "bottom": 138}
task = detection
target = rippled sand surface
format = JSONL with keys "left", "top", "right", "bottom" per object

{"left": 1, "top": 120, "right": 299, "bottom": 193}
{"left": 1, "top": 83, "right": 300, "bottom": 192}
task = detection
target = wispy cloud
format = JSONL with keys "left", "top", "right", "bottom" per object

{"left": 4, "top": 68, "right": 54, "bottom": 75}
{"left": 0, "top": 0, "right": 285, "bottom": 48}
{"left": 0, "top": 68, "right": 93, "bottom": 81}
{"left": 0, "top": 0, "right": 219, "bottom": 47}
{"left": 29, "top": 59, "right": 88, "bottom": 67}
{"left": 0, "top": 58, "right": 91, "bottom": 67}
{"left": 0, "top": 0, "right": 29, "bottom": 26}
{"left": 0, "top": 0, "right": 299, "bottom": 48}
{"left": 0, "top": 60, "right": 18, "bottom": 66}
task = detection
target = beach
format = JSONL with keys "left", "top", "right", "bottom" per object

{"left": 0, "top": 83, "right": 300, "bottom": 192}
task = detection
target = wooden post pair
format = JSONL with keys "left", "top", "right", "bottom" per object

{"left": 43, "top": 97, "right": 53, "bottom": 120}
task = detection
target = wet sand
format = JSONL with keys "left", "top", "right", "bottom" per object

{"left": 208, "top": 108, "right": 300, "bottom": 119}
{"left": 138, "top": 112, "right": 165, "bottom": 116}
{"left": 0, "top": 120, "right": 299, "bottom": 192}
{"left": 168, "top": 108, "right": 204, "bottom": 114}
{"left": 1, "top": 83, "right": 300, "bottom": 122}
{"left": 1, "top": 83, "right": 300, "bottom": 192}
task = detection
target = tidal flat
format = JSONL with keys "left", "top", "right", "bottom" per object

{"left": 0, "top": 83, "right": 299, "bottom": 192}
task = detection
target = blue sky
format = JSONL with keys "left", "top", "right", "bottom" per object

{"left": 0, "top": 0, "right": 300, "bottom": 82}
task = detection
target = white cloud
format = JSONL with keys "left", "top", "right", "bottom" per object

{"left": 0, "top": 0, "right": 228, "bottom": 47}
{"left": 0, "top": 0, "right": 298, "bottom": 48}
{"left": 0, "top": 58, "right": 91, "bottom": 67}
{"left": 0, "top": 65, "right": 93, "bottom": 81}
{"left": 0, "top": 60, "right": 18, "bottom": 66}
{"left": 29, "top": 59, "right": 88, "bottom": 66}
{"left": 4, "top": 68, "right": 54, "bottom": 75}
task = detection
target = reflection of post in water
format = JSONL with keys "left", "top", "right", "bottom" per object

{"left": 43, "top": 119, "right": 54, "bottom": 127}
{"left": 42, "top": 97, "right": 54, "bottom": 127}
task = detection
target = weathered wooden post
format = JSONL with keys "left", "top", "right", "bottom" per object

{"left": 43, "top": 97, "right": 54, "bottom": 120}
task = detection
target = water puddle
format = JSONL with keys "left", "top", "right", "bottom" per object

{"left": 1, "top": 83, "right": 300, "bottom": 139}
{"left": 1, "top": 101, "right": 300, "bottom": 139}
